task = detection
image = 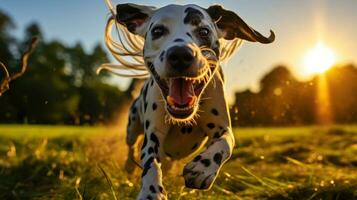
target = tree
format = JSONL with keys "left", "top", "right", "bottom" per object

{"left": 0, "top": 10, "right": 15, "bottom": 68}
{"left": 0, "top": 14, "right": 126, "bottom": 125}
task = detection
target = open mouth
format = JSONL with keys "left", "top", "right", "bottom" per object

{"left": 147, "top": 63, "right": 210, "bottom": 119}
{"left": 164, "top": 78, "right": 205, "bottom": 119}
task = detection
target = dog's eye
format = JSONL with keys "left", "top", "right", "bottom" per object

{"left": 151, "top": 26, "right": 168, "bottom": 39}
{"left": 198, "top": 27, "right": 210, "bottom": 37}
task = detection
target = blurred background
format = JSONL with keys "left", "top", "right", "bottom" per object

{"left": 0, "top": 0, "right": 356, "bottom": 199}
{"left": 0, "top": 0, "right": 356, "bottom": 126}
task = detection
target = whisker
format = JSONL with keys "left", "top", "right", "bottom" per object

{"left": 199, "top": 97, "right": 212, "bottom": 101}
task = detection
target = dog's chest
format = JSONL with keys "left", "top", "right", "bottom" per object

{"left": 163, "top": 125, "right": 207, "bottom": 159}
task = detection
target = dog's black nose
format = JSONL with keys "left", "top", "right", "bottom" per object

{"left": 167, "top": 46, "right": 194, "bottom": 70}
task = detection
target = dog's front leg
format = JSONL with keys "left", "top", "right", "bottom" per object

{"left": 183, "top": 127, "right": 235, "bottom": 189}
{"left": 138, "top": 130, "right": 167, "bottom": 200}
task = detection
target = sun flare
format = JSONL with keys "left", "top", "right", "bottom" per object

{"left": 303, "top": 42, "right": 336, "bottom": 74}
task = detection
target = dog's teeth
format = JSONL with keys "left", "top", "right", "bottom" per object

{"left": 167, "top": 96, "right": 175, "bottom": 106}
{"left": 188, "top": 96, "right": 196, "bottom": 106}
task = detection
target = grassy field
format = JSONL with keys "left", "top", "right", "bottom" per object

{"left": 0, "top": 125, "right": 357, "bottom": 199}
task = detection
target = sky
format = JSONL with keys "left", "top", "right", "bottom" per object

{"left": 1, "top": 0, "right": 356, "bottom": 102}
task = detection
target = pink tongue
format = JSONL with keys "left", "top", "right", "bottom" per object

{"left": 169, "top": 78, "right": 195, "bottom": 105}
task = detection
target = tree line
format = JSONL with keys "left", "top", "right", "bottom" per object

{"left": 230, "top": 64, "right": 357, "bottom": 126}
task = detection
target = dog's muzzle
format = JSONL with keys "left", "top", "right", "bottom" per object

{"left": 148, "top": 45, "right": 215, "bottom": 120}
{"left": 163, "top": 46, "right": 206, "bottom": 119}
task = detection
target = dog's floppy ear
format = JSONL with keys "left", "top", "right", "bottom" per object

{"left": 207, "top": 5, "right": 275, "bottom": 43}
{"left": 116, "top": 3, "right": 156, "bottom": 36}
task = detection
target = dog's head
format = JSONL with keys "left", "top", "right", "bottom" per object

{"left": 115, "top": 4, "right": 274, "bottom": 121}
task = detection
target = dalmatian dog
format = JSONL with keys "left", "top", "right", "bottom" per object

{"left": 113, "top": 3, "right": 274, "bottom": 199}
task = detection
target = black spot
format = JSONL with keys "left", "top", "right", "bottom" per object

{"left": 144, "top": 102, "right": 148, "bottom": 112}
{"left": 211, "top": 108, "right": 219, "bottom": 116}
{"left": 142, "top": 84, "right": 149, "bottom": 112}
{"left": 132, "top": 106, "right": 137, "bottom": 114}
{"left": 193, "top": 155, "right": 202, "bottom": 162}
{"left": 154, "top": 145, "right": 159, "bottom": 154}
{"left": 142, "top": 135, "right": 148, "bottom": 150}
{"left": 147, "top": 62, "right": 153, "bottom": 67}
{"left": 128, "top": 118, "right": 131, "bottom": 126}
{"left": 145, "top": 120, "right": 150, "bottom": 130}
{"left": 207, "top": 123, "right": 215, "bottom": 129}
{"left": 152, "top": 103, "right": 157, "bottom": 111}
{"left": 149, "top": 23, "right": 154, "bottom": 30}
{"left": 149, "top": 133, "right": 160, "bottom": 155}
{"left": 186, "top": 32, "right": 193, "bottom": 39}
{"left": 148, "top": 147, "right": 154, "bottom": 154}
{"left": 184, "top": 7, "right": 204, "bottom": 25}
{"left": 143, "top": 83, "right": 149, "bottom": 101}
{"left": 159, "top": 186, "right": 164, "bottom": 193}
{"left": 131, "top": 116, "right": 136, "bottom": 121}
{"left": 150, "top": 133, "right": 159, "bottom": 146}
{"left": 214, "top": 153, "right": 223, "bottom": 165}
{"left": 146, "top": 195, "right": 153, "bottom": 200}
{"left": 147, "top": 63, "right": 162, "bottom": 84}
{"left": 200, "top": 159, "right": 211, "bottom": 167}
{"left": 187, "top": 126, "right": 193, "bottom": 133}
{"left": 181, "top": 127, "right": 187, "bottom": 134}
{"left": 219, "top": 126, "right": 223, "bottom": 130}
{"left": 141, "top": 157, "right": 154, "bottom": 177}
{"left": 191, "top": 143, "right": 198, "bottom": 150}
{"left": 150, "top": 79, "right": 154, "bottom": 86}
{"left": 141, "top": 153, "right": 146, "bottom": 160}
{"left": 159, "top": 51, "right": 165, "bottom": 62}
{"left": 214, "top": 132, "right": 221, "bottom": 138}
{"left": 149, "top": 185, "right": 156, "bottom": 193}
{"left": 174, "top": 38, "right": 184, "bottom": 42}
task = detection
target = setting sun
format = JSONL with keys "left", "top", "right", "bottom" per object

{"left": 303, "top": 42, "right": 336, "bottom": 74}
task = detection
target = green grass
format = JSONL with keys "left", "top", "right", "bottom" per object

{"left": 0, "top": 125, "right": 357, "bottom": 199}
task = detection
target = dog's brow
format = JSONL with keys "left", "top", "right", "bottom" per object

{"left": 152, "top": 13, "right": 175, "bottom": 22}
{"left": 184, "top": 7, "right": 204, "bottom": 26}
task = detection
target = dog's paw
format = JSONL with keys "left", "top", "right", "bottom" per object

{"left": 137, "top": 185, "right": 167, "bottom": 200}
{"left": 182, "top": 154, "right": 221, "bottom": 190}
